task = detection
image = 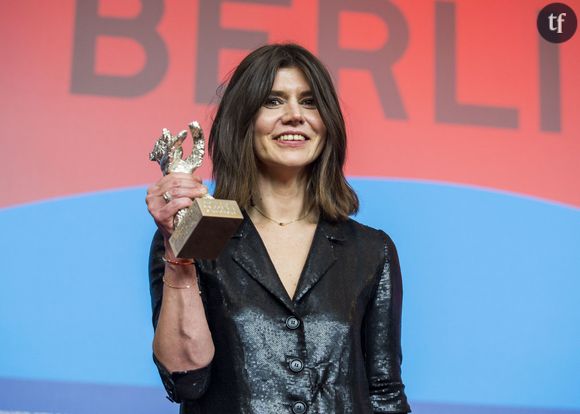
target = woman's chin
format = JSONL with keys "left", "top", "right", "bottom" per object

{"left": 260, "top": 159, "right": 315, "bottom": 174}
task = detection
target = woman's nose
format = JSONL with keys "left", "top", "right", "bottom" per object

{"left": 282, "top": 101, "right": 305, "bottom": 124}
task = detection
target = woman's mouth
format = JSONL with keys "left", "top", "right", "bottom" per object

{"left": 274, "top": 134, "right": 308, "bottom": 141}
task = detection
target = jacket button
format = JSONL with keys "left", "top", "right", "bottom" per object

{"left": 285, "top": 316, "right": 300, "bottom": 330}
{"left": 289, "top": 358, "right": 304, "bottom": 372}
{"left": 292, "top": 401, "right": 307, "bottom": 414}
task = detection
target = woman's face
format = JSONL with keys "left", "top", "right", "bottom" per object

{"left": 253, "top": 67, "right": 326, "bottom": 174}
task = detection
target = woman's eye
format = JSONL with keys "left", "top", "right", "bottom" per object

{"left": 301, "top": 98, "right": 317, "bottom": 108}
{"left": 264, "top": 97, "right": 283, "bottom": 107}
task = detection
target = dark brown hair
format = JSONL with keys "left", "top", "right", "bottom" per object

{"left": 208, "top": 43, "right": 358, "bottom": 221}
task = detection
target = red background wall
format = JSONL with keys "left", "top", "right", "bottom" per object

{"left": 2, "top": 0, "right": 579, "bottom": 208}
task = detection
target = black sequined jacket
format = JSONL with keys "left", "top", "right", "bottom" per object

{"left": 149, "top": 215, "right": 411, "bottom": 414}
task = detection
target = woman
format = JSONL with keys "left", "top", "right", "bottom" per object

{"left": 146, "top": 44, "right": 410, "bottom": 414}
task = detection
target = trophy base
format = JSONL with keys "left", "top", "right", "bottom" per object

{"left": 169, "top": 198, "right": 243, "bottom": 259}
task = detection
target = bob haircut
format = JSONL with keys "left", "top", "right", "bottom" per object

{"left": 208, "top": 43, "right": 358, "bottom": 221}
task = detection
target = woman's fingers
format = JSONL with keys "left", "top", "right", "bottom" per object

{"left": 146, "top": 173, "right": 208, "bottom": 237}
{"left": 163, "top": 184, "right": 208, "bottom": 200}
{"left": 147, "top": 196, "right": 194, "bottom": 237}
{"left": 148, "top": 175, "right": 207, "bottom": 201}
{"left": 157, "top": 197, "right": 194, "bottom": 226}
{"left": 158, "top": 172, "right": 203, "bottom": 187}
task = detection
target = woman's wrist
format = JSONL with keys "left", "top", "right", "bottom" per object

{"left": 162, "top": 268, "right": 198, "bottom": 290}
{"left": 163, "top": 256, "right": 194, "bottom": 266}
{"left": 163, "top": 237, "right": 177, "bottom": 260}
{"left": 162, "top": 236, "right": 199, "bottom": 286}
{"left": 163, "top": 275, "right": 194, "bottom": 289}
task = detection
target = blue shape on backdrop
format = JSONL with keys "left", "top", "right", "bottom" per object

{"left": 0, "top": 378, "right": 174, "bottom": 414}
{"left": 0, "top": 180, "right": 579, "bottom": 413}
{"left": 352, "top": 179, "right": 580, "bottom": 410}
{"left": 0, "top": 188, "right": 160, "bottom": 387}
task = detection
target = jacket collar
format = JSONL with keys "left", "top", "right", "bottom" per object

{"left": 231, "top": 213, "right": 345, "bottom": 311}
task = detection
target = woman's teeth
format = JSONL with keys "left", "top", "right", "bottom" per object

{"left": 276, "top": 134, "right": 306, "bottom": 141}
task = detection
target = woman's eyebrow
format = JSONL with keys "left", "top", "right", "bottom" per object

{"left": 269, "top": 89, "right": 313, "bottom": 98}
{"left": 269, "top": 90, "right": 287, "bottom": 98}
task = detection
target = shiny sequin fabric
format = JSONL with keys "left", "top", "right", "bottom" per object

{"left": 149, "top": 215, "right": 411, "bottom": 414}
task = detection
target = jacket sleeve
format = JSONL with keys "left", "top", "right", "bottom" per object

{"left": 149, "top": 230, "right": 211, "bottom": 403}
{"left": 362, "top": 232, "right": 411, "bottom": 413}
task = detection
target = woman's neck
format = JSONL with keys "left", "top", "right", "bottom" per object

{"left": 251, "top": 168, "right": 312, "bottom": 223}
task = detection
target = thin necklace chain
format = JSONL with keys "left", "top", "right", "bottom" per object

{"left": 252, "top": 204, "right": 310, "bottom": 226}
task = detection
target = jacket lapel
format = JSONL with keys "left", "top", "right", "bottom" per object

{"left": 230, "top": 215, "right": 346, "bottom": 308}
{"left": 293, "top": 219, "right": 344, "bottom": 302}
{"left": 231, "top": 217, "right": 295, "bottom": 312}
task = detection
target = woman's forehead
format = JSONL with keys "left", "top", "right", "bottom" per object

{"left": 270, "top": 67, "right": 312, "bottom": 93}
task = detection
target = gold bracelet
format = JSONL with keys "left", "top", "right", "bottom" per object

{"left": 162, "top": 276, "right": 193, "bottom": 289}
{"left": 162, "top": 256, "right": 194, "bottom": 266}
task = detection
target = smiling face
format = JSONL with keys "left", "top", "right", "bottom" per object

{"left": 253, "top": 67, "right": 327, "bottom": 175}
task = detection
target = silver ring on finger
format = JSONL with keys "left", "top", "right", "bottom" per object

{"left": 163, "top": 191, "right": 173, "bottom": 203}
